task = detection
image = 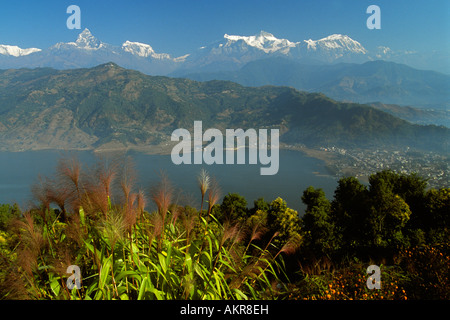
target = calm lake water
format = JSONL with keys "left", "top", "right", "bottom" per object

{"left": 0, "top": 149, "right": 337, "bottom": 215}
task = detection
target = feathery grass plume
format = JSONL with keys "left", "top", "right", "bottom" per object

{"left": 123, "top": 192, "right": 138, "bottom": 232}
{"left": 250, "top": 222, "right": 267, "bottom": 243}
{"left": 64, "top": 213, "right": 85, "bottom": 247}
{"left": 9, "top": 212, "right": 45, "bottom": 296}
{"left": 16, "top": 247, "right": 38, "bottom": 277}
{"left": 16, "top": 212, "right": 45, "bottom": 255}
{"left": 81, "top": 176, "right": 109, "bottom": 218}
{"left": 222, "top": 222, "right": 247, "bottom": 268}
{"left": 198, "top": 169, "right": 210, "bottom": 215}
{"left": 279, "top": 234, "right": 302, "bottom": 256}
{"left": 221, "top": 220, "right": 240, "bottom": 246}
{"left": 229, "top": 243, "right": 275, "bottom": 292}
{"left": 180, "top": 206, "right": 197, "bottom": 243}
{"left": 96, "top": 208, "right": 125, "bottom": 298}
{"left": 208, "top": 220, "right": 242, "bottom": 275}
{"left": 40, "top": 175, "right": 73, "bottom": 222}
{"left": 14, "top": 247, "right": 44, "bottom": 299}
{"left": 150, "top": 171, "right": 174, "bottom": 226}
{"left": 207, "top": 177, "right": 221, "bottom": 217}
{"left": 30, "top": 176, "right": 52, "bottom": 224}
{"left": 223, "top": 220, "right": 246, "bottom": 255}
{"left": 150, "top": 211, "right": 164, "bottom": 249}
{"left": 56, "top": 154, "right": 82, "bottom": 211}
{"left": 118, "top": 156, "right": 136, "bottom": 205}
{"left": 169, "top": 203, "right": 183, "bottom": 225}
{"left": 136, "top": 189, "right": 146, "bottom": 221}
{"left": 57, "top": 154, "right": 81, "bottom": 190}
{"left": 86, "top": 156, "right": 127, "bottom": 217}
{"left": 97, "top": 210, "right": 126, "bottom": 250}
{"left": 95, "top": 155, "right": 119, "bottom": 199}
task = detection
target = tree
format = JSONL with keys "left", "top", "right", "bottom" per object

{"left": 368, "top": 173, "right": 412, "bottom": 248}
{"left": 267, "top": 197, "right": 301, "bottom": 247}
{"left": 218, "top": 193, "right": 249, "bottom": 223}
{"left": 250, "top": 197, "right": 270, "bottom": 215}
{"left": 423, "top": 188, "right": 450, "bottom": 244}
{"left": 331, "top": 177, "right": 369, "bottom": 249}
{"left": 300, "top": 187, "right": 336, "bottom": 256}
{"left": 369, "top": 170, "right": 426, "bottom": 220}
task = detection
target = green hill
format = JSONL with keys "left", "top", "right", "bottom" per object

{"left": 0, "top": 63, "right": 448, "bottom": 153}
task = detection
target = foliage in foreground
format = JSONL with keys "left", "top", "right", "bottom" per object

{"left": 0, "top": 156, "right": 449, "bottom": 300}
{"left": 0, "top": 160, "right": 293, "bottom": 300}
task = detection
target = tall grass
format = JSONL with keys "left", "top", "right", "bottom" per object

{"left": 5, "top": 157, "right": 292, "bottom": 300}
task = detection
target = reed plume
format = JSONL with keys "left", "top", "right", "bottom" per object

{"left": 198, "top": 169, "right": 210, "bottom": 216}
{"left": 150, "top": 171, "right": 174, "bottom": 227}
{"left": 56, "top": 155, "right": 82, "bottom": 212}
{"left": 207, "top": 177, "right": 221, "bottom": 218}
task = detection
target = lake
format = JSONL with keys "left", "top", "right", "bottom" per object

{"left": 0, "top": 149, "right": 337, "bottom": 215}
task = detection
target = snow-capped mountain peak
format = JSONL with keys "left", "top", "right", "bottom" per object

{"left": 122, "top": 41, "right": 156, "bottom": 57}
{"left": 75, "top": 28, "right": 102, "bottom": 49}
{"left": 121, "top": 40, "right": 171, "bottom": 60}
{"left": 0, "top": 44, "right": 41, "bottom": 57}
{"left": 223, "top": 30, "right": 298, "bottom": 54}
{"left": 312, "top": 34, "right": 368, "bottom": 54}
{"left": 50, "top": 28, "right": 105, "bottom": 51}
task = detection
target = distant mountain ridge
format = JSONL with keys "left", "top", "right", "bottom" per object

{"left": 0, "top": 29, "right": 185, "bottom": 75}
{"left": 0, "top": 63, "right": 448, "bottom": 154}
{"left": 2, "top": 29, "right": 448, "bottom": 117}
{"left": 0, "top": 29, "right": 447, "bottom": 75}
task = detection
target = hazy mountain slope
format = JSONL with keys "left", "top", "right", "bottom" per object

{"left": 182, "top": 58, "right": 450, "bottom": 109}
{"left": 368, "top": 102, "right": 450, "bottom": 127}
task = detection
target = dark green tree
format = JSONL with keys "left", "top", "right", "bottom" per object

{"left": 386, "top": 171, "right": 427, "bottom": 231}
{"left": 331, "top": 177, "right": 370, "bottom": 250}
{"left": 250, "top": 197, "right": 270, "bottom": 215}
{"left": 368, "top": 172, "right": 412, "bottom": 248}
{"left": 423, "top": 188, "right": 450, "bottom": 244}
{"left": 218, "top": 193, "right": 249, "bottom": 223}
{"left": 301, "top": 187, "right": 336, "bottom": 257}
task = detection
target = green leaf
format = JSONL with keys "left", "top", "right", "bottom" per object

{"left": 137, "top": 276, "right": 148, "bottom": 300}
{"left": 185, "top": 254, "right": 193, "bottom": 274}
{"left": 115, "top": 270, "right": 142, "bottom": 283}
{"left": 233, "top": 288, "right": 248, "bottom": 300}
{"left": 158, "top": 253, "right": 167, "bottom": 274}
{"left": 99, "top": 256, "right": 112, "bottom": 289}
{"left": 49, "top": 276, "right": 61, "bottom": 297}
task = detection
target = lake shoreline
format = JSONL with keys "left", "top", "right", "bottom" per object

{"left": 0, "top": 142, "right": 361, "bottom": 182}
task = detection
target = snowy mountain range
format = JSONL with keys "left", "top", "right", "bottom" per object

{"left": 1, "top": 28, "right": 445, "bottom": 75}
{"left": 175, "top": 30, "right": 372, "bottom": 73}
{"left": 0, "top": 45, "right": 41, "bottom": 57}
{"left": 218, "top": 31, "right": 369, "bottom": 58}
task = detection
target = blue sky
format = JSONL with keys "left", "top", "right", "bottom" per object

{"left": 0, "top": 0, "right": 448, "bottom": 56}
